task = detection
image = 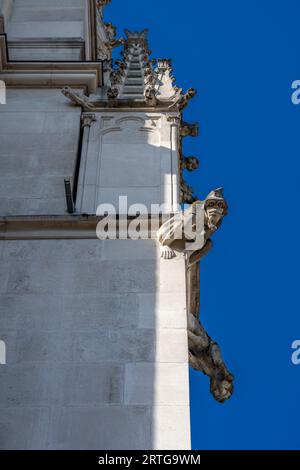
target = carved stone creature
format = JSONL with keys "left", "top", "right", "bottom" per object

{"left": 158, "top": 188, "right": 232, "bottom": 402}
{"left": 145, "top": 87, "right": 158, "bottom": 106}
{"left": 180, "top": 121, "right": 199, "bottom": 137}
{"left": 61, "top": 86, "right": 96, "bottom": 111}
{"left": 172, "top": 88, "right": 197, "bottom": 110}
{"left": 158, "top": 188, "right": 228, "bottom": 265}
{"left": 188, "top": 313, "right": 234, "bottom": 403}
{"left": 107, "top": 87, "right": 119, "bottom": 100}
{"left": 189, "top": 187, "right": 228, "bottom": 266}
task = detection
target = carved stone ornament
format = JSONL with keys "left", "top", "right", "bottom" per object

{"left": 169, "top": 88, "right": 197, "bottom": 111}
{"left": 180, "top": 181, "right": 197, "bottom": 205}
{"left": 61, "top": 86, "right": 97, "bottom": 111}
{"left": 188, "top": 313, "right": 234, "bottom": 403}
{"left": 182, "top": 156, "right": 200, "bottom": 172}
{"left": 81, "top": 113, "right": 97, "bottom": 128}
{"left": 157, "top": 188, "right": 228, "bottom": 265}
{"left": 145, "top": 87, "right": 158, "bottom": 106}
{"left": 176, "top": 88, "right": 197, "bottom": 111}
{"left": 180, "top": 121, "right": 199, "bottom": 137}
{"left": 107, "top": 87, "right": 119, "bottom": 100}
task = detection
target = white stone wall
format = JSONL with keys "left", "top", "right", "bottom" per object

{"left": 0, "top": 4, "right": 191, "bottom": 450}
{"left": 6, "top": 0, "right": 85, "bottom": 60}
{"left": 0, "top": 89, "right": 81, "bottom": 215}
{"left": 78, "top": 112, "right": 180, "bottom": 214}
{"left": 0, "top": 238, "right": 190, "bottom": 450}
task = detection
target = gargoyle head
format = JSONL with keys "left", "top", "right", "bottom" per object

{"left": 186, "top": 87, "right": 197, "bottom": 99}
{"left": 204, "top": 187, "right": 228, "bottom": 232}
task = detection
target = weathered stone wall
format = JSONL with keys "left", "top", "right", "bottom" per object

{"left": 6, "top": 0, "right": 85, "bottom": 60}
{"left": 0, "top": 89, "right": 81, "bottom": 215}
{"left": 0, "top": 238, "right": 190, "bottom": 450}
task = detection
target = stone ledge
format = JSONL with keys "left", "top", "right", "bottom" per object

{"left": 0, "top": 214, "right": 164, "bottom": 240}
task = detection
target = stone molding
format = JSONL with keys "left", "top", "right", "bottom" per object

{"left": 0, "top": 215, "right": 165, "bottom": 240}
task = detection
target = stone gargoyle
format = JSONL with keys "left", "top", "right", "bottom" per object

{"left": 62, "top": 86, "right": 97, "bottom": 111}
{"left": 169, "top": 87, "right": 197, "bottom": 111}
{"left": 157, "top": 188, "right": 233, "bottom": 403}
{"left": 158, "top": 187, "right": 228, "bottom": 264}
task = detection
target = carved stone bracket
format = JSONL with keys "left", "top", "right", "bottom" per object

{"left": 166, "top": 114, "right": 181, "bottom": 124}
{"left": 180, "top": 121, "right": 199, "bottom": 137}
{"left": 187, "top": 263, "right": 233, "bottom": 403}
{"left": 188, "top": 309, "right": 234, "bottom": 403}
{"left": 81, "top": 113, "right": 97, "bottom": 128}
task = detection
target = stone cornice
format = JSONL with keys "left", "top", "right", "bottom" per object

{"left": 0, "top": 34, "right": 103, "bottom": 92}
{"left": 0, "top": 215, "right": 163, "bottom": 240}
{"left": 0, "top": 215, "right": 103, "bottom": 240}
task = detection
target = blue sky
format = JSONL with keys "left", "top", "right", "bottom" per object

{"left": 108, "top": 0, "right": 300, "bottom": 449}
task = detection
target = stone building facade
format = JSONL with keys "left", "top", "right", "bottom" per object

{"left": 0, "top": 0, "right": 232, "bottom": 450}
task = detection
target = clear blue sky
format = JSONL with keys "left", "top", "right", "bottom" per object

{"left": 108, "top": 0, "right": 300, "bottom": 450}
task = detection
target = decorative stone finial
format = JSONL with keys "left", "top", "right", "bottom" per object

{"left": 124, "top": 29, "right": 150, "bottom": 53}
